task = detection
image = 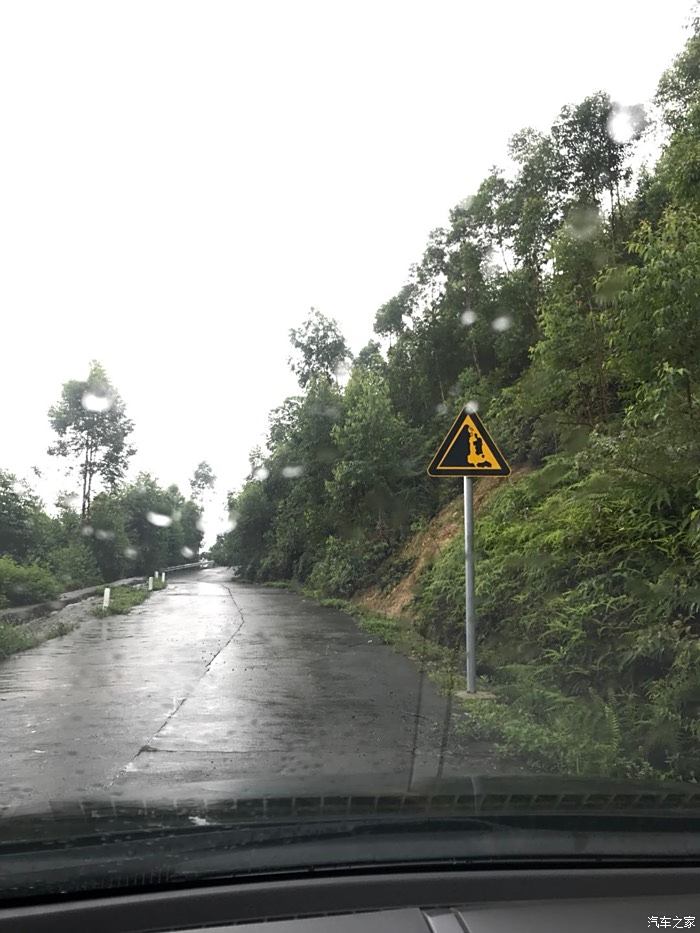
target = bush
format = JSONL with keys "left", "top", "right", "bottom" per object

{"left": 0, "top": 556, "right": 61, "bottom": 607}
{"left": 39, "top": 542, "right": 101, "bottom": 592}
{"left": 0, "top": 622, "right": 36, "bottom": 658}
{"left": 308, "top": 536, "right": 365, "bottom": 597}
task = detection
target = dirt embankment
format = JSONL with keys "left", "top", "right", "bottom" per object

{"left": 354, "top": 467, "right": 530, "bottom": 620}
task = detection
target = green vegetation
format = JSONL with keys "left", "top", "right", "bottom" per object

{"left": 211, "top": 20, "right": 700, "bottom": 780}
{"left": 0, "top": 621, "right": 38, "bottom": 659}
{"left": 0, "top": 363, "right": 208, "bottom": 609}
{"left": 0, "top": 619, "right": 77, "bottom": 660}
{"left": 0, "top": 556, "right": 60, "bottom": 609}
{"left": 96, "top": 586, "right": 149, "bottom": 616}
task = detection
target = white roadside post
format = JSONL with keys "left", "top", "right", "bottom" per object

{"left": 427, "top": 407, "right": 510, "bottom": 694}
{"left": 102, "top": 587, "right": 111, "bottom": 610}
{"left": 162, "top": 572, "right": 166, "bottom": 584}
{"left": 148, "top": 576, "right": 154, "bottom": 591}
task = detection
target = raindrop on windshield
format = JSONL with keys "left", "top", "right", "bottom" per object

{"left": 333, "top": 360, "right": 351, "bottom": 385}
{"left": 435, "top": 402, "right": 448, "bottom": 415}
{"left": 282, "top": 465, "right": 304, "bottom": 478}
{"left": 81, "top": 525, "right": 93, "bottom": 537}
{"left": 565, "top": 205, "right": 601, "bottom": 241}
{"left": 146, "top": 511, "right": 172, "bottom": 528}
{"left": 181, "top": 546, "right": 194, "bottom": 558}
{"left": 465, "top": 399, "right": 479, "bottom": 413}
{"left": 607, "top": 103, "right": 646, "bottom": 144}
{"left": 123, "top": 546, "right": 138, "bottom": 559}
{"left": 253, "top": 467, "right": 269, "bottom": 482}
{"left": 461, "top": 309, "right": 477, "bottom": 326}
{"left": 492, "top": 315, "right": 512, "bottom": 332}
{"left": 81, "top": 392, "right": 113, "bottom": 413}
{"left": 95, "top": 529, "right": 115, "bottom": 541}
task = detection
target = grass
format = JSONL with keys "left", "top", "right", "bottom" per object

{"left": 0, "top": 622, "right": 37, "bottom": 659}
{"left": 0, "top": 618, "right": 78, "bottom": 660}
{"left": 94, "top": 585, "right": 149, "bottom": 616}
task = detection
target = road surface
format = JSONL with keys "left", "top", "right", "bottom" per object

{"left": 0, "top": 568, "right": 514, "bottom": 809}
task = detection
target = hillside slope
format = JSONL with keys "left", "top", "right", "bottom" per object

{"left": 354, "top": 469, "right": 530, "bottom": 620}
{"left": 352, "top": 457, "right": 700, "bottom": 782}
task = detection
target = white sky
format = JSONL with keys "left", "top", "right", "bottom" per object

{"left": 0, "top": 0, "right": 693, "bottom": 542}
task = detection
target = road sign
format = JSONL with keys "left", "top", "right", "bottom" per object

{"left": 427, "top": 409, "right": 510, "bottom": 477}
{"left": 427, "top": 408, "right": 510, "bottom": 694}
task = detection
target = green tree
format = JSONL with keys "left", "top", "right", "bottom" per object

{"left": 48, "top": 362, "right": 135, "bottom": 519}
{"left": 288, "top": 308, "right": 350, "bottom": 388}
{"left": 0, "top": 471, "right": 44, "bottom": 560}
{"left": 189, "top": 460, "right": 216, "bottom": 501}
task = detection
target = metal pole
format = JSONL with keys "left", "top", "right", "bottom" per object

{"left": 464, "top": 476, "right": 476, "bottom": 692}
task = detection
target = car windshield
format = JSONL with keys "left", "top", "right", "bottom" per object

{"left": 2, "top": 0, "right": 700, "bottom": 904}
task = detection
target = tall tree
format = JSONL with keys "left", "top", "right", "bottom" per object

{"left": 189, "top": 460, "right": 216, "bottom": 501}
{"left": 48, "top": 361, "right": 135, "bottom": 519}
{"left": 288, "top": 308, "right": 350, "bottom": 388}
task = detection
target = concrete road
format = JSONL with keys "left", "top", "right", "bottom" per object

{"left": 0, "top": 568, "right": 513, "bottom": 809}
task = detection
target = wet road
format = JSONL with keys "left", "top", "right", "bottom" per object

{"left": 0, "top": 568, "right": 506, "bottom": 808}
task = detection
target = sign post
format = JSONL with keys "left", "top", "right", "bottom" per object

{"left": 428, "top": 408, "right": 509, "bottom": 692}
{"left": 464, "top": 476, "right": 476, "bottom": 692}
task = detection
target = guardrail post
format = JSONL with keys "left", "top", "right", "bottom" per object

{"left": 102, "top": 587, "right": 111, "bottom": 609}
{"left": 148, "top": 576, "right": 154, "bottom": 591}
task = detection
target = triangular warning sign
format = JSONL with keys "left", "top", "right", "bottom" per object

{"left": 427, "top": 409, "right": 510, "bottom": 478}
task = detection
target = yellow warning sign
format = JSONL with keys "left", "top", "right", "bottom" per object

{"left": 427, "top": 409, "right": 510, "bottom": 477}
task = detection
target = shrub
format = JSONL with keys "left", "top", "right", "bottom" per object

{"left": 0, "top": 556, "right": 61, "bottom": 607}
{"left": 308, "top": 536, "right": 365, "bottom": 597}
{"left": 39, "top": 542, "right": 101, "bottom": 592}
{"left": 0, "top": 622, "right": 36, "bottom": 658}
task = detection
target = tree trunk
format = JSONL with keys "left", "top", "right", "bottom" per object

{"left": 85, "top": 440, "right": 95, "bottom": 519}
{"left": 81, "top": 444, "right": 90, "bottom": 519}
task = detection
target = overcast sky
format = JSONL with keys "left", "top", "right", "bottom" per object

{"left": 0, "top": 0, "right": 693, "bottom": 541}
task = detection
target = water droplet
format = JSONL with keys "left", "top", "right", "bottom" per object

{"left": 181, "top": 546, "right": 194, "bottom": 558}
{"left": 189, "top": 815, "right": 210, "bottom": 827}
{"left": 465, "top": 399, "right": 479, "bottom": 413}
{"left": 282, "top": 465, "right": 304, "bottom": 479}
{"left": 492, "top": 315, "right": 512, "bottom": 332}
{"left": 253, "top": 467, "right": 269, "bottom": 481}
{"left": 81, "top": 392, "right": 113, "bottom": 413}
{"left": 607, "top": 103, "right": 645, "bottom": 144}
{"left": 333, "top": 360, "right": 351, "bottom": 384}
{"left": 435, "top": 402, "right": 448, "bottom": 415}
{"left": 123, "top": 547, "right": 138, "bottom": 559}
{"left": 196, "top": 517, "right": 206, "bottom": 532}
{"left": 81, "top": 525, "right": 94, "bottom": 537}
{"left": 95, "top": 529, "right": 115, "bottom": 541}
{"left": 146, "top": 511, "right": 172, "bottom": 528}
{"left": 565, "top": 205, "right": 601, "bottom": 241}
{"left": 461, "top": 310, "right": 477, "bottom": 326}
{"left": 172, "top": 509, "right": 182, "bottom": 522}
